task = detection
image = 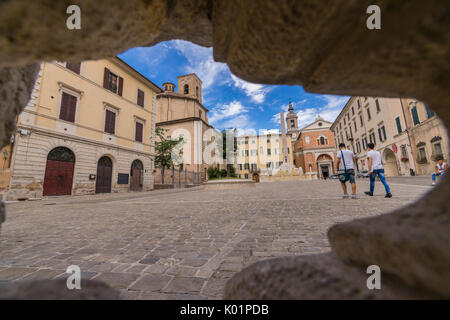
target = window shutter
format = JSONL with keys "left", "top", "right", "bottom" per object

{"left": 67, "top": 95, "right": 77, "bottom": 122}
{"left": 105, "top": 110, "right": 116, "bottom": 134}
{"left": 135, "top": 122, "right": 143, "bottom": 142}
{"left": 103, "top": 68, "right": 110, "bottom": 89}
{"left": 66, "top": 62, "right": 81, "bottom": 74}
{"left": 60, "top": 92, "right": 77, "bottom": 123}
{"left": 118, "top": 77, "right": 123, "bottom": 96}
{"left": 137, "top": 89, "right": 144, "bottom": 107}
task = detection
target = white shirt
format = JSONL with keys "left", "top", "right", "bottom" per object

{"left": 337, "top": 149, "right": 355, "bottom": 170}
{"left": 437, "top": 162, "right": 447, "bottom": 173}
{"left": 367, "top": 150, "right": 383, "bottom": 171}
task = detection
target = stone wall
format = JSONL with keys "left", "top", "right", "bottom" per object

{"left": 8, "top": 129, "right": 154, "bottom": 200}
{"left": 0, "top": 0, "right": 449, "bottom": 299}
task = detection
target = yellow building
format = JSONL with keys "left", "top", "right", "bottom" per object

{"left": 8, "top": 58, "right": 161, "bottom": 199}
{"left": 236, "top": 133, "right": 294, "bottom": 179}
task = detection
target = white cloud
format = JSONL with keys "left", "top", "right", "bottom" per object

{"left": 170, "top": 40, "right": 228, "bottom": 90}
{"left": 208, "top": 100, "right": 257, "bottom": 135}
{"left": 230, "top": 74, "right": 269, "bottom": 103}
{"left": 208, "top": 100, "right": 248, "bottom": 125}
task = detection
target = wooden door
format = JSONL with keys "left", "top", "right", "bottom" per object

{"left": 43, "top": 160, "right": 75, "bottom": 196}
{"left": 96, "top": 156, "right": 112, "bottom": 193}
{"left": 130, "top": 168, "right": 142, "bottom": 191}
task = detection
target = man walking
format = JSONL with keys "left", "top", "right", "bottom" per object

{"left": 364, "top": 143, "right": 392, "bottom": 198}
{"left": 336, "top": 143, "right": 357, "bottom": 199}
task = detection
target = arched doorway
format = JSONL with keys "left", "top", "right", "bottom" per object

{"left": 130, "top": 159, "right": 143, "bottom": 191}
{"left": 96, "top": 156, "right": 112, "bottom": 193}
{"left": 383, "top": 148, "right": 400, "bottom": 176}
{"left": 316, "top": 154, "right": 333, "bottom": 179}
{"left": 43, "top": 147, "right": 75, "bottom": 196}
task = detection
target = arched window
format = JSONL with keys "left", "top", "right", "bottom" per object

{"left": 196, "top": 86, "right": 199, "bottom": 97}
{"left": 319, "top": 136, "right": 325, "bottom": 145}
{"left": 47, "top": 147, "right": 75, "bottom": 162}
{"left": 184, "top": 84, "right": 189, "bottom": 94}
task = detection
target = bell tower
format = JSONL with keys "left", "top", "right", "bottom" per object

{"left": 177, "top": 74, "right": 203, "bottom": 104}
{"left": 285, "top": 100, "right": 299, "bottom": 139}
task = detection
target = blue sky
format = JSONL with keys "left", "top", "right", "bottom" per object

{"left": 119, "top": 40, "right": 349, "bottom": 135}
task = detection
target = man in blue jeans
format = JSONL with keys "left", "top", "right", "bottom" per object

{"left": 364, "top": 143, "right": 392, "bottom": 198}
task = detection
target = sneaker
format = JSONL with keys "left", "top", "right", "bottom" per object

{"left": 351, "top": 194, "right": 357, "bottom": 199}
{"left": 385, "top": 193, "right": 392, "bottom": 198}
{"left": 432, "top": 182, "right": 436, "bottom": 186}
{"left": 342, "top": 194, "right": 350, "bottom": 199}
{"left": 364, "top": 191, "right": 374, "bottom": 196}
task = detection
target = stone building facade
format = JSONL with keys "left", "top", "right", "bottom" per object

{"left": 156, "top": 74, "right": 218, "bottom": 180}
{"left": 400, "top": 98, "right": 448, "bottom": 176}
{"left": 236, "top": 133, "right": 295, "bottom": 179}
{"left": 294, "top": 116, "right": 337, "bottom": 179}
{"left": 7, "top": 58, "right": 161, "bottom": 200}
{"left": 331, "top": 97, "right": 414, "bottom": 176}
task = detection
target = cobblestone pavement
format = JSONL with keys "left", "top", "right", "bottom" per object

{"left": 0, "top": 178, "right": 432, "bottom": 299}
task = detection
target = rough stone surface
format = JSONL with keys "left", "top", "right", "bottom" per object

{"left": 0, "top": 0, "right": 449, "bottom": 299}
{"left": 0, "top": 178, "right": 433, "bottom": 299}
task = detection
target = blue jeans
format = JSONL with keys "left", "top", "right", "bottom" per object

{"left": 431, "top": 172, "right": 445, "bottom": 181}
{"left": 370, "top": 169, "right": 390, "bottom": 194}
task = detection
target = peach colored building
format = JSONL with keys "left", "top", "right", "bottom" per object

{"left": 294, "top": 116, "right": 337, "bottom": 179}
{"left": 7, "top": 58, "right": 161, "bottom": 200}
{"left": 156, "top": 74, "right": 218, "bottom": 180}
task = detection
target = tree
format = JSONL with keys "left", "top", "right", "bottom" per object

{"left": 222, "top": 128, "right": 237, "bottom": 176}
{"left": 155, "top": 127, "right": 184, "bottom": 183}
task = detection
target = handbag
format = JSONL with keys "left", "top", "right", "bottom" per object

{"left": 338, "top": 150, "right": 347, "bottom": 182}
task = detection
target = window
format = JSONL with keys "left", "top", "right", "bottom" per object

{"left": 266, "top": 162, "right": 272, "bottom": 169}
{"left": 357, "top": 99, "right": 361, "bottom": 108}
{"left": 196, "top": 86, "right": 199, "bottom": 97}
{"left": 360, "top": 114, "right": 364, "bottom": 127}
{"left": 433, "top": 142, "right": 443, "bottom": 156}
{"left": 251, "top": 149, "right": 257, "bottom": 156}
{"left": 66, "top": 62, "right": 81, "bottom": 74}
{"left": 245, "top": 150, "right": 249, "bottom": 156}
{"left": 362, "top": 136, "right": 368, "bottom": 150}
{"left": 245, "top": 140, "right": 248, "bottom": 144}
{"left": 401, "top": 145, "right": 408, "bottom": 158}
{"left": 242, "top": 150, "right": 245, "bottom": 156}
{"left": 369, "top": 131, "right": 376, "bottom": 145}
{"left": 104, "top": 69, "right": 122, "bottom": 95}
{"left": 378, "top": 125, "right": 387, "bottom": 142}
{"left": 367, "top": 107, "right": 371, "bottom": 121}
{"left": 375, "top": 99, "right": 381, "bottom": 112}
{"left": 344, "top": 118, "right": 346, "bottom": 125}
{"left": 267, "top": 138, "right": 270, "bottom": 143}
{"left": 239, "top": 164, "right": 242, "bottom": 170}
{"left": 354, "top": 121, "right": 357, "bottom": 133}
{"left": 199, "top": 110, "right": 202, "bottom": 119}
{"left": 137, "top": 89, "right": 145, "bottom": 107}
{"left": 252, "top": 140, "right": 255, "bottom": 144}
{"left": 290, "top": 119, "right": 295, "bottom": 127}
{"left": 274, "top": 148, "right": 279, "bottom": 155}
{"left": 288, "top": 148, "right": 290, "bottom": 154}
{"left": 305, "top": 136, "right": 310, "bottom": 144}
{"left": 104, "top": 109, "right": 116, "bottom": 134}
{"left": 267, "top": 148, "right": 271, "bottom": 155}
{"left": 356, "top": 141, "right": 361, "bottom": 153}
{"left": 411, "top": 106, "right": 420, "bottom": 125}
{"left": 135, "top": 121, "right": 143, "bottom": 142}
{"left": 244, "top": 163, "right": 249, "bottom": 170}
{"left": 184, "top": 84, "right": 189, "bottom": 94}
{"left": 425, "top": 106, "right": 435, "bottom": 119}
{"left": 251, "top": 163, "right": 257, "bottom": 171}
{"left": 352, "top": 107, "right": 355, "bottom": 115}
{"left": 59, "top": 92, "right": 77, "bottom": 123}
{"left": 418, "top": 147, "right": 427, "bottom": 163}
{"left": 319, "top": 136, "right": 325, "bottom": 145}
{"left": 395, "top": 116, "right": 402, "bottom": 134}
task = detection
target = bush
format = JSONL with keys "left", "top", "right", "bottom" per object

{"left": 207, "top": 167, "right": 220, "bottom": 179}
{"left": 220, "top": 169, "right": 227, "bottom": 177}
{"left": 228, "top": 165, "right": 237, "bottom": 177}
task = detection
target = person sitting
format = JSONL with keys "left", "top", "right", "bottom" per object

{"left": 432, "top": 156, "right": 447, "bottom": 186}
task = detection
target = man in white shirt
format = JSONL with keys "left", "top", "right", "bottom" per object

{"left": 364, "top": 143, "right": 392, "bottom": 198}
{"left": 336, "top": 143, "right": 357, "bottom": 199}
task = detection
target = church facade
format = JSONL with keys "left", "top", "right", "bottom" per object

{"left": 293, "top": 116, "right": 337, "bottom": 179}
{"left": 155, "top": 74, "right": 219, "bottom": 181}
